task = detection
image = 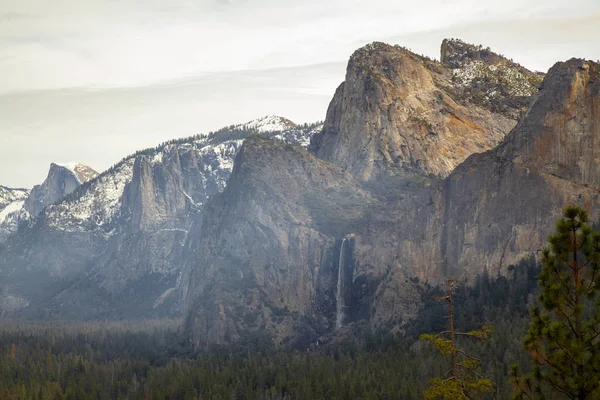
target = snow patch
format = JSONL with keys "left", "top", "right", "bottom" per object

{"left": 239, "top": 115, "right": 296, "bottom": 133}
{"left": 0, "top": 200, "right": 24, "bottom": 224}
{"left": 0, "top": 186, "right": 29, "bottom": 207}
{"left": 153, "top": 287, "right": 177, "bottom": 309}
{"left": 54, "top": 162, "right": 80, "bottom": 172}
{"left": 152, "top": 152, "right": 163, "bottom": 164}
{"left": 451, "top": 59, "right": 540, "bottom": 99}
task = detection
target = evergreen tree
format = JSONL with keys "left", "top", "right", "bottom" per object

{"left": 421, "top": 278, "right": 494, "bottom": 399}
{"left": 511, "top": 205, "right": 600, "bottom": 399}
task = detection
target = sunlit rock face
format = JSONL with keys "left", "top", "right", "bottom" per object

{"left": 310, "top": 40, "right": 541, "bottom": 181}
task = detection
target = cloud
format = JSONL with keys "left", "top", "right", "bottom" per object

{"left": 0, "top": 0, "right": 599, "bottom": 186}
{"left": 1, "top": 0, "right": 598, "bottom": 92}
{"left": 0, "top": 62, "right": 344, "bottom": 187}
{"left": 385, "top": 12, "right": 600, "bottom": 72}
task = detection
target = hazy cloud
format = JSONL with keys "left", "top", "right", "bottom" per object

{"left": 0, "top": 0, "right": 599, "bottom": 186}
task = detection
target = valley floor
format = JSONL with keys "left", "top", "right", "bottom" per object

{"left": 0, "top": 259, "right": 538, "bottom": 399}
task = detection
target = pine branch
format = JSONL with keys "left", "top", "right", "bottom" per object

{"left": 458, "top": 363, "right": 486, "bottom": 380}
{"left": 539, "top": 373, "right": 574, "bottom": 398}
{"left": 436, "top": 331, "right": 488, "bottom": 338}
{"left": 455, "top": 349, "right": 480, "bottom": 362}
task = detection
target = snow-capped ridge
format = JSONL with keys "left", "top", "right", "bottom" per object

{"left": 40, "top": 118, "right": 322, "bottom": 235}
{"left": 0, "top": 187, "right": 30, "bottom": 241}
{"left": 0, "top": 116, "right": 323, "bottom": 317}
{"left": 0, "top": 163, "right": 97, "bottom": 241}
{"left": 0, "top": 200, "right": 25, "bottom": 225}
{"left": 0, "top": 186, "right": 29, "bottom": 207}
{"left": 237, "top": 115, "right": 297, "bottom": 133}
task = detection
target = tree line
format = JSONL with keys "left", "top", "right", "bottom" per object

{"left": 1, "top": 205, "right": 599, "bottom": 399}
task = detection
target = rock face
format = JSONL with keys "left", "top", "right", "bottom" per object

{"left": 24, "top": 163, "right": 98, "bottom": 217}
{"left": 0, "top": 117, "right": 321, "bottom": 318}
{"left": 185, "top": 136, "right": 376, "bottom": 347}
{"left": 184, "top": 45, "right": 600, "bottom": 347}
{"left": 0, "top": 164, "right": 98, "bottom": 242}
{"left": 184, "top": 138, "right": 438, "bottom": 347}
{"left": 345, "top": 58, "right": 600, "bottom": 289}
{"left": 440, "top": 58, "right": 600, "bottom": 278}
{"left": 310, "top": 41, "right": 540, "bottom": 181}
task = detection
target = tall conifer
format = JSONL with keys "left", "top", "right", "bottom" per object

{"left": 511, "top": 205, "right": 600, "bottom": 399}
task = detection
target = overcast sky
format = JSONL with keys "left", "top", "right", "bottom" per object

{"left": 1, "top": 0, "right": 599, "bottom": 188}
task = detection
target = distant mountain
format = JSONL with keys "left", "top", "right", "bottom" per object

{"left": 0, "top": 163, "right": 98, "bottom": 242}
{"left": 24, "top": 163, "right": 99, "bottom": 217}
{"left": 0, "top": 186, "right": 29, "bottom": 209}
{"left": 238, "top": 115, "right": 297, "bottom": 133}
{"left": 0, "top": 116, "right": 321, "bottom": 319}
{"left": 0, "top": 186, "right": 29, "bottom": 241}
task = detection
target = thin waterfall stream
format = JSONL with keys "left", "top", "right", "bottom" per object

{"left": 335, "top": 238, "right": 346, "bottom": 330}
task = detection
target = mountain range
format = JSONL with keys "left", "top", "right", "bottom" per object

{"left": 0, "top": 116, "right": 321, "bottom": 318}
{"left": 1, "top": 38, "right": 598, "bottom": 350}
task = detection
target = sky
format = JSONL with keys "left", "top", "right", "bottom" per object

{"left": 1, "top": 0, "right": 599, "bottom": 188}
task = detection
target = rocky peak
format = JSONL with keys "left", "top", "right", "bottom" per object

{"left": 500, "top": 58, "right": 600, "bottom": 186}
{"left": 23, "top": 162, "right": 98, "bottom": 217}
{"left": 0, "top": 164, "right": 97, "bottom": 242}
{"left": 440, "top": 38, "right": 544, "bottom": 119}
{"left": 53, "top": 162, "right": 99, "bottom": 184}
{"left": 441, "top": 57, "right": 600, "bottom": 278}
{"left": 440, "top": 38, "right": 505, "bottom": 67}
{"left": 310, "top": 40, "right": 517, "bottom": 181}
{"left": 349, "top": 41, "right": 428, "bottom": 70}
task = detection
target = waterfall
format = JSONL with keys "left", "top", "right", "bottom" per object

{"left": 335, "top": 238, "right": 346, "bottom": 330}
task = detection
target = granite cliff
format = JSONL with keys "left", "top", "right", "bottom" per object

{"left": 185, "top": 136, "right": 376, "bottom": 347}
{"left": 185, "top": 43, "right": 599, "bottom": 347}
{"left": 440, "top": 58, "right": 600, "bottom": 278}
{"left": 310, "top": 40, "right": 542, "bottom": 181}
